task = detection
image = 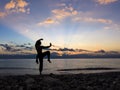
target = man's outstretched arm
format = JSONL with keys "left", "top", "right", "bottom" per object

{"left": 42, "top": 43, "right": 52, "bottom": 49}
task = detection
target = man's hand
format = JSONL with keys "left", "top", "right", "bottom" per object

{"left": 50, "top": 43, "right": 52, "bottom": 47}
{"left": 40, "top": 38, "right": 43, "bottom": 40}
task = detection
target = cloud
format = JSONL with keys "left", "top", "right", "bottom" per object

{"left": 37, "top": 18, "right": 58, "bottom": 26}
{"left": 108, "top": 51, "right": 119, "bottom": 54}
{"left": 58, "top": 48, "right": 75, "bottom": 52}
{"left": 51, "top": 6, "right": 78, "bottom": 20}
{"left": 50, "top": 48, "right": 120, "bottom": 58}
{"left": 0, "top": 12, "right": 6, "bottom": 18}
{"left": 37, "top": 4, "right": 78, "bottom": 26}
{"left": 16, "top": 0, "right": 28, "bottom": 8}
{"left": 52, "top": 9, "right": 71, "bottom": 20}
{"left": 104, "top": 24, "right": 120, "bottom": 31}
{"left": 0, "top": 43, "right": 120, "bottom": 58}
{"left": 0, "top": 43, "right": 35, "bottom": 54}
{"left": 51, "top": 47, "right": 120, "bottom": 57}
{"left": 37, "top": 3, "right": 113, "bottom": 27}
{"left": 94, "top": 50, "right": 120, "bottom": 56}
{"left": 73, "top": 17, "right": 112, "bottom": 24}
{"left": 56, "top": 3, "right": 66, "bottom": 7}
{"left": 15, "top": 43, "right": 34, "bottom": 51}
{"left": 95, "top": 49, "right": 106, "bottom": 53}
{"left": 5, "top": 0, "right": 16, "bottom": 10}
{"left": 0, "top": 44, "right": 12, "bottom": 51}
{"left": 0, "top": 0, "right": 29, "bottom": 18}
{"left": 49, "top": 47, "right": 92, "bottom": 56}
{"left": 5, "top": 0, "right": 29, "bottom": 13}
{"left": 95, "top": 0, "right": 118, "bottom": 5}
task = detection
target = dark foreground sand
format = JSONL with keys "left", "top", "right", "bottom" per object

{"left": 0, "top": 72, "right": 120, "bottom": 90}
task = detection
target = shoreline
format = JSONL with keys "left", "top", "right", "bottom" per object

{"left": 0, "top": 67, "right": 120, "bottom": 76}
{"left": 0, "top": 72, "right": 120, "bottom": 90}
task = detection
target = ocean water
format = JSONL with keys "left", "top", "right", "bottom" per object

{"left": 0, "top": 58, "right": 120, "bottom": 75}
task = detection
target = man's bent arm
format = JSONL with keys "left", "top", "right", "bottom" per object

{"left": 42, "top": 43, "right": 52, "bottom": 49}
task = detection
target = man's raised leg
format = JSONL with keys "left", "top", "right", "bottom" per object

{"left": 43, "top": 51, "right": 51, "bottom": 63}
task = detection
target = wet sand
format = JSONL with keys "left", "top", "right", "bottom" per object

{"left": 0, "top": 72, "right": 120, "bottom": 90}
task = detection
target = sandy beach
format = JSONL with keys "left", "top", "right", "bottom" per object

{"left": 0, "top": 72, "right": 120, "bottom": 90}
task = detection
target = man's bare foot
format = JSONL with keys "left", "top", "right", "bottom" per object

{"left": 48, "top": 60, "right": 51, "bottom": 63}
{"left": 40, "top": 72, "right": 42, "bottom": 75}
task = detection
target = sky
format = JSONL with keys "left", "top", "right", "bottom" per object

{"left": 0, "top": 0, "right": 120, "bottom": 56}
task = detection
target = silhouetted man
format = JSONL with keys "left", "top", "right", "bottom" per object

{"left": 35, "top": 38, "right": 52, "bottom": 75}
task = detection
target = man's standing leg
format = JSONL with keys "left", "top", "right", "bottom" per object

{"left": 39, "top": 58, "right": 43, "bottom": 75}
